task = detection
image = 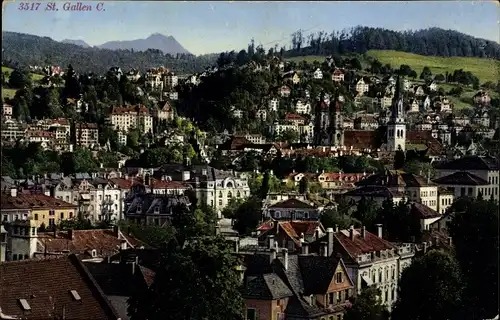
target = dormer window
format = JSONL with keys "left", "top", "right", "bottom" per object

{"left": 154, "top": 206, "right": 160, "bottom": 214}
{"left": 137, "top": 205, "right": 142, "bottom": 213}
{"left": 91, "top": 249, "right": 97, "bottom": 258}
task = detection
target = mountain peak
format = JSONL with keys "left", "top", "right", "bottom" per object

{"left": 97, "top": 34, "right": 190, "bottom": 55}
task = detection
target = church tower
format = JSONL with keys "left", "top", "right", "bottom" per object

{"left": 387, "top": 76, "right": 406, "bottom": 151}
{"left": 331, "top": 99, "right": 344, "bottom": 146}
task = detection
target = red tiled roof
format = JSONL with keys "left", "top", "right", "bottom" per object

{"left": 26, "top": 130, "right": 55, "bottom": 138}
{"left": 333, "top": 68, "right": 345, "bottom": 75}
{"left": 319, "top": 172, "right": 370, "bottom": 182}
{"left": 150, "top": 179, "right": 189, "bottom": 189}
{"left": 410, "top": 202, "right": 441, "bottom": 219}
{"left": 344, "top": 130, "right": 380, "bottom": 150}
{"left": 1, "top": 193, "right": 77, "bottom": 210}
{"left": 37, "top": 229, "right": 140, "bottom": 257}
{"left": 285, "top": 113, "right": 305, "bottom": 121}
{"left": 335, "top": 229, "right": 395, "bottom": 258}
{"left": 111, "top": 105, "right": 150, "bottom": 115}
{"left": 0, "top": 255, "right": 120, "bottom": 320}
{"left": 280, "top": 221, "right": 323, "bottom": 245}
{"left": 76, "top": 123, "right": 98, "bottom": 129}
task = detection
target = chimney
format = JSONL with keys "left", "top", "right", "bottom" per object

{"left": 327, "top": 227, "right": 334, "bottom": 257}
{"left": 349, "top": 225, "right": 355, "bottom": 240}
{"left": 68, "top": 229, "right": 73, "bottom": 241}
{"left": 447, "top": 237, "right": 452, "bottom": 246}
{"left": 321, "top": 241, "right": 328, "bottom": 257}
{"left": 268, "top": 235, "right": 275, "bottom": 250}
{"left": 301, "top": 242, "right": 309, "bottom": 255}
{"left": 113, "top": 225, "right": 121, "bottom": 239}
{"left": 131, "top": 260, "right": 136, "bottom": 275}
{"left": 270, "top": 248, "right": 277, "bottom": 263}
{"left": 376, "top": 224, "right": 383, "bottom": 238}
{"left": 10, "top": 187, "right": 17, "bottom": 197}
{"left": 282, "top": 248, "right": 288, "bottom": 270}
{"left": 120, "top": 239, "right": 127, "bottom": 250}
{"left": 361, "top": 226, "right": 366, "bottom": 239}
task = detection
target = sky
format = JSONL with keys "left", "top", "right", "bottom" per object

{"left": 2, "top": 1, "right": 499, "bottom": 55}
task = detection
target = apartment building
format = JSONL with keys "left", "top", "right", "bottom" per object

{"left": 109, "top": 105, "right": 153, "bottom": 135}
{"left": 75, "top": 122, "right": 99, "bottom": 148}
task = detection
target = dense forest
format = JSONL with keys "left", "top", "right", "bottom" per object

{"left": 2, "top": 32, "right": 218, "bottom": 74}
{"left": 284, "top": 26, "right": 500, "bottom": 59}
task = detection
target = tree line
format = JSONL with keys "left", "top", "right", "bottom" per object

{"left": 286, "top": 26, "right": 500, "bottom": 59}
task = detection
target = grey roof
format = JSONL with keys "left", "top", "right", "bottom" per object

{"left": 433, "top": 155, "right": 499, "bottom": 171}
{"left": 125, "top": 187, "right": 191, "bottom": 216}
{"left": 344, "top": 185, "right": 405, "bottom": 198}
{"left": 242, "top": 273, "right": 293, "bottom": 299}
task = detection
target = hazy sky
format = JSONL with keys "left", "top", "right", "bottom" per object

{"left": 2, "top": 1, "right": 499, "bottom": 55}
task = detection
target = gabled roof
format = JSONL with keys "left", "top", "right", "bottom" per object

{"left": 333, "top": 228, "right": 395, "bottom": 259}
{"left": 242, "top": 273, "right": 293, "bottom": 300}
{"left": 433, "top": 155, "right": 499, "bottom": 171}
{"left": 1, "top": 193, "right": 77, "bottom": 210}
{"left": 432, "top": 171, "right": 489, "bottom": 186}
{"left": 268, "top": 198, "right": 314, "bottom": 209}
{"left": 0, "top": 255, "right": 120, "bottom": 320}
{"left": 410, "top": 202, "right": 441, "bottom": 219}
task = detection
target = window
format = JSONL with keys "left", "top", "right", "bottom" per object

{"left": 392, "top": 268, "right": 396, "bottom": 280}
{"left": 218, "top": 199, "right": 222, "bottom": 206}
{"left": 49, "top": 210, "right": 55, "bottom": 216}
{"left": 328, "top": 292, "right": 334, "bottom": 304}
{"left": 2, "top": 215, "right": 7, "bottom": 222}
{"left": 335, "top": 272, "right": 343, "bottom": 283}
{"left": 237, "top": 191, "right": 241, "bottom": 198}
{"left": 460, "top": 187, "right": 465, "bottom": 197}
{"left": 336, "top": 291, "right": 342, "bottom": 303}
{"left": 34, "top": 214, "right": 39, "bottom": 221}
{"left": 246, "top": 308, "right": 256, "bottom": 320}
{"left": 60, "top": 212, "right": 64, "bottom": 219}
{"left": 69, "top": 212, "right": 73, "bottom": 218}
{"left": 227, "top": 191, "right": 232, "bottom": 199}
{"left": 49, "top": 218, "right": 55, "bottom": 227}
{"left": 379, "top": 270, "right": 383, "bottom": 282}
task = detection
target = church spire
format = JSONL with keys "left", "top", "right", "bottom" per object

{"left": 391, "top": 75, "right": 404, "bottom": 122}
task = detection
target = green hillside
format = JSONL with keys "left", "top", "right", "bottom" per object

{"left": 2, "top": 66, "right": 44, "bottom": 81}
{"left": 285, "top": 50, "right": 499, "bottom": 84}
{"left": 365, "top": 50, "right": 498, "bottom": 84}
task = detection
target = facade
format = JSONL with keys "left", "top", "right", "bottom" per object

{"left": 1, "top": 188, "right": 77, "bottom": 229}
{"left": 241, "top": 242, "right": 356, "bottom": 320}
{"left": 1, "top": 119, "right": 27, "bottom": 141}
{"left": 156, "top": 101, "right": 175, "bottom": 121}
{"left": 75, "top": 122, "right": 99, "bottom": 148}
{"left": 433, "top": 155, "right": 499, "bottom": 201}
{"left": 109, "top": 105, "right": 154, "bottom": 135}
{"left": 318, "top": 226, "right": 415, "bottom": 311}
{"left": 2, "top": 103, "right": 13, "bottom": 120}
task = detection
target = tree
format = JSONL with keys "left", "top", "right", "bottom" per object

{"left": 128, "top": 236, "right": 244, "bottom": 320}
{"left": 61, "top": 147, "right": 98, "bottom": 174}
{"left": 420, "top": 66, "right": 432, "bottom": 80}
{"left": 434, "top": 74, "right": 445, "bottom": 82}
{"left": 298, "top": 177, "right": 309, "bottom": 194}
{"left": 344, "top": 287, "right": 389, "bottom": 320}
{"left": 320, "top": 208, "right": 361, "bottom": 230}
{"left": 278, "top": 129, "right": 299, "bottom": 143}
{"left": 448, "top": 198, "right": 499, "bottom": 319}
{"left": 233, "top": 197, "right": 262, "bottom": 235}
{"left": 352, "top": 197, "right": 379, "bottom": 228}
{"left": 392, "top": 251, "right": 464, "bottom": 320}
{"left": 9, "top": 68, "right": 32, "bottom": 88}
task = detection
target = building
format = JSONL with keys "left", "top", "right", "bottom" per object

{"left": 386, "top": 76, "right": 406, "bottom": 152}
{"left": 256, "top": 220, "right": 325, "bottom": 253}
{"left": 1, "top": 119, "right": 27, "bottom": 141}
{"left": 433, "top": 155, "right": 499, "bottom": 201}
{"left": 1, "top": 188, "right": 78, "bottom": 229}
{"left": 315, "top": 226, "right": 415, "bottom": 311}
{"left": 164, "top": 72, "right": 179, "bottom": 89}
{"left": 0, "top": 255, "right": 121, "bottom": 319}
{"left": 156, "top": 101, "right": 175, "bottom": 121}
{"left": 295, "top": 99, "right": 312, "bottom": 115}
{"left": 332, "top": 68, "right": 345, "bottom": 82}
{"left": 268, "top": 97, "right": 279, "bottom": 112}
{"left": 353, "top": 170, "right": 441, "bottom": 212}
{"left": 123, "top": 185, "right": 191, "bottom": 226}
{"left": 2, "top": 103, "right": 13, "bottom": 120}
{"left": 241, "top": 242, "right": 355, "bottom": 320}
{"left": 109, "top": 105, "right": 153, "bottom": 135}
{"left": 313, "top": 68, "right": 323, "bottom": 79}
{"left": 75, "top": 123, "right": 99, "bottom": 148}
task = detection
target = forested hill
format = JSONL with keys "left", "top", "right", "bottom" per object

{"left": 285, "top": 26, "right": 500, "bottom": 59}
{"left": 2, "top": 32, "right": 217, "bottom": 74}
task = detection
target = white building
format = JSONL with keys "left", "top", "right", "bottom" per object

{"left": 313, "top": 68, "right": 323, "bottom": 79}
{"left": 433, "top": 155, "right": 499, "bottom": 201}
{"left": 320, "top": 226, "right": 414, "bottom": 311}
{"left": 108, "top": 105, "right": 153, "bottom": 135}
{"left": 75, "top": 123, "right": 99, "bottom": 148}
{"left": 294, "top": 99, "right": 311, "bottom": 115}
{"left": 164, "top": 72, "right": 179, "bottom": 89}
{"left": 268, "top": 98, "right": 279, "bottom": 112}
